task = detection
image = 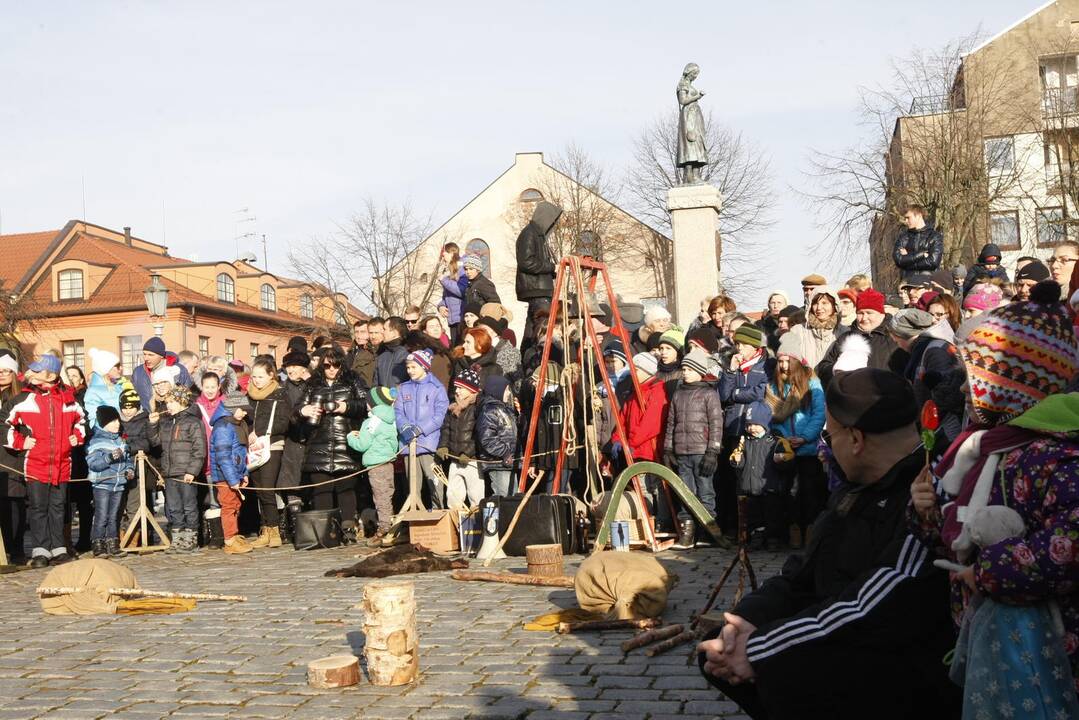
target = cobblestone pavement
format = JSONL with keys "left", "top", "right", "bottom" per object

{"left": 0, "top": 542, "right": 785, "bottom": 719}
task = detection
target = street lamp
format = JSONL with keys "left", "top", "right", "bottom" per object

{"left": 144, "top": 273, "right": 169, "bottom": 337}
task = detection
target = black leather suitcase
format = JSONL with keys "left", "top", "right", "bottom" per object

{"left": 495, "top": 494, "right": 579, "bottom": 556}
{"left": 292, "top": 509, "right": 342, "bottom": 551}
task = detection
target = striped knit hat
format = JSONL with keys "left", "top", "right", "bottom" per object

{"left": 682, "top": 348, "right": 717, "bottom": 378}
{"left": 732, "top": 324, "right": 764, "bottom": 349}
{"left": 453, "top": 368, "right": 482, "bottom": 394}
{"left": 406, "top": 349, "right": 433, "bottom": 371}
{"left": 958, "top": 281, "right": 1079, "bottom": 425}
{"left": 371, "top": 386, "right": 396, "bottom": 407}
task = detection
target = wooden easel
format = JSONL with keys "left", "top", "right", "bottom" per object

{"left": 120, "top": 451, "right": 170, "bottom": 553}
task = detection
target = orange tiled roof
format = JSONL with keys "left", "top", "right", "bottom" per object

{"left": 0, "top": 229, "right": 64, "bottom": 290}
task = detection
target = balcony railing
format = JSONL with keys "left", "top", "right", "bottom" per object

{"left": 908, "top": 95, "right": 949, "bottom": 116}
{"left": 1044, "top": 87, "right": 1079, "bottom": 117}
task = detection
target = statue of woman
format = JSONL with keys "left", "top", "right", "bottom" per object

{"left": 676, "top": 62, "right": 708, "bottom": 184}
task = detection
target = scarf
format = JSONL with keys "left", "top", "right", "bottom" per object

{"left": 738, "top": 348, "right": 764, "bottom": 374}
{"left": 247, "top": 378, "right": 279, "bottom": 401}
{"left": 806, "top": 312, "right": 838, "bottom": 333}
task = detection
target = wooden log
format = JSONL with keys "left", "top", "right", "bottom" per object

{"left": 361, "top": 580, "right": 418, "bottom": 686}
{"left": 450, "top": 569, "right": 574, "bottom": 588}
{"left": 526, "top": 544, "right": 564, "bottom": 578}
{"left": 556, "top": 618, "right": 661, "bottom": 634}
{"left": 621, "top": 623, "right": 685, "bottom": 653}
{"left": 644, "top": 630, "right": 697, "bottom": 656}
{"left": 307, "top": 655, "right": 360, "bottom": 689}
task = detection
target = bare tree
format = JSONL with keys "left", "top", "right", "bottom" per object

{"left": 0, "top": 283, "right": 46, "bottom": 358}
{"left": 289, "top": 198, "right": 445, "bottom": 317}
{"left": 626, "top": 109, "right": 775, "bottom": 292}
{"left": 803, "top": 33, "right": 1030, "bottom": 282}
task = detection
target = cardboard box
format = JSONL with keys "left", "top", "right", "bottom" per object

{"left": 407, "top": 510, "right": 460, "bottom": 553}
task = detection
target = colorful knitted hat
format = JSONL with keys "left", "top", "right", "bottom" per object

{"left": 657, "top": 328, "right": 685, "bottom": 352}
{"left": 120, "top": 387, "right": 141, "bottom": 410}
{"left": 166, "top": 385, "right": 192, "bottom": 407}
{"left": 406, "top": 349, "right": 433, "bottom": 371}
{"left": 462, "top": 254, "right": 484, "bottom": 271}
{"left": 732, "top": 324, "right": 764, "bottom": 349}
{"left": 962, "top": 284, "right": 1003, "bottom": 312}
{"left": 958, "top": 281, "right": 1079, "bottom": 425}
{"left": 371, "top": 386, "right": 397, "bottom": 407}
{"left": 453, "top": 368, "right": 482, "bottom": 394}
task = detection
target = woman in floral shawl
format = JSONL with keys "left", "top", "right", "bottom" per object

{"left": 910, "top": 280, "right": 1079, "bottom": 713}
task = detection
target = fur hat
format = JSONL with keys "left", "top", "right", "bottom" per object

{"left": 833, "top": 334, "right": 872, "bottom": 374}
{"left": 406, "top": 349, "right": 433, "bottom": 371}
{"left": 89, "top": 348, "right": 121, "bottom": 377}
{"left": 958, "top": 281, "right": 1078, "bottom": 425}
{"left": 287, "top": 336, "right": 309, "bottom": 354}
{"left": 281, "top": 351, "right": 310, "bottom": 369}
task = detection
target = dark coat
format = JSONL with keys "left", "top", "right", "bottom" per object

{"left": 121, "top": 411, "right": 152, "bottom": 455}
{"left": 718, "top": 354, "right": 771, "bottom": 437}
{"left": 0, "top": 384, "right": 25, "bottom": 498}
{"left": 515, "top": 220, "right": 557, "bottom": 301}
{"left": 962, "top": 264, "right": 1010, "bottom": 295}
{"left": 301, "top": 372, "right": 367, "bottom": 474}
{"left": 664, "top": 379, "right": 724, "bottom": 456}
{"left": 250, "top": 385, "right": 292, "bottom": 442}
{"left": 476, "top": 395, "right": 517, "bottom": 462}
{"left": 893, "top": 224, "right": 944, "bottom": 273}
{"left": 464, "top": 272, "right": 500, "bottom": 308}
{"left": 347, "top": 345, "right": 377, "bottom": 388}
{"left": 815, "top": 321, "right": 899, "bottom": 390}
{"left": 455, "top": 350, "right": 503, "bottom": 389}
{"left": 439, "top": 401, "right": 478, "bottom": 458}
{"left": 150, "top": 404, "right": 207, "bottom": 480}
{"left": 374, "top": 340, "right": 409, "bottom": 389}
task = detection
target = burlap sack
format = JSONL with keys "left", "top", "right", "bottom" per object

{"left": 574, "top": 551, "right": 674, "bottom": 620}
{"left": 39, "top": 558, "right": 139, "bottom": 615}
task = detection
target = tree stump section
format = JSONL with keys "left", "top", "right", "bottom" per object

{"left": 307, "top": 655, "right": 360, "bottom": 688}
{"left": 361, "top": 579, "right": 418, "bottom": 686}
{"left": 526, "top": 543, "right": 564, "bottom": 578}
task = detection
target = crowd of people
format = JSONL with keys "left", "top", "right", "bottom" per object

{"left": 1, "top": 203, "right": 1078, "bottom": 715}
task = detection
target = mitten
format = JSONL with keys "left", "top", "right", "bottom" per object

{"left": 111, "top": 447, "right": 124, "bottom": 460}
{"left": 400, "top": 426, "right": 419, "bottom": 443}
{"left": 435, "top": 447, "right": 449, "bottom": 460}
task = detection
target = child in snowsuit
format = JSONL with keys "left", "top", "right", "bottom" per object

{"left": 729, "top": 404, "right": 788, "bottom": 551}
{"left": 476, "top": 375, "right": 517, "bottom": 497}
{"left": 210, "top": 391, "right": 251, "bottom": 555}
{"left": 86, "top": 405, "right": 135, "bottom": 557}
{"left": 150, "top": 385, "right": 206, "bottom": 553}
{"left": 118, "top": 387, "right": 153, "bottom": 537}
{"left": 436, "top": 368, "right": 484, "bottom": 510}
{"left": 347, "top": 386, "right": 398, "bottom": 546}
{"left": 395, "top": 350, "right": 449, "bottom": 509}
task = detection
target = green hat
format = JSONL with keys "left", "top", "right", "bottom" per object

{"left": 657, "top": 328, "right": 685, "bottom": 352}
{"left": 733, "top": 324, "right": 764, "bottom": 349}
{"left": 371, "top": 386, "right": 397, "bottom": 407}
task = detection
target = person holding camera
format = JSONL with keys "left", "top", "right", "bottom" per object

{"left": 299, "top": 347, "right": 367, "bottom": 544}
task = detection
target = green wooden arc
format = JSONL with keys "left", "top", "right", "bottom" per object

{"left": 592, "top": 461, "right": 725, "bottom": 552}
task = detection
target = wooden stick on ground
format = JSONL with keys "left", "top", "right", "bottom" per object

{"left": 644, "top": 630, "right": 697, "bottom": 656}
{"left": 621, "top": 623, "right": 685, "bottom": 653}
{"left": 482, "top": 470, "right": 545, "bottom": 568}
{"left": 36, "top": 587, "right": 247, "bottom": 602}
{"left": 450, "top": 569, "right": 574, "bottom": 588}
{"left": 556, "top": 618, "right": 660, "bottom": 634}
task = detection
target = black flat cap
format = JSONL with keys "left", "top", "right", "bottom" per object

{"left": 825, "top": 368, "right": 917, "bottom": 433}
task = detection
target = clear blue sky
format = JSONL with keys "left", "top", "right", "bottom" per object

{"left": 0, "top": 0, "right": 1034, "bottom": 308}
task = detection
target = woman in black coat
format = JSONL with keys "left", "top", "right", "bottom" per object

{"left": 452, "top": 327, "right": 504, "bottom": 388}
{"left": 246, "top": 358, "right": 293, "bottom": 547}
{"left": 298, "top": 348, "right": 367, "bottom": 541}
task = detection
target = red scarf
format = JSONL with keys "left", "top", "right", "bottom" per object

{"left": 739, "top": 348, "right": 764, "bottom": 374}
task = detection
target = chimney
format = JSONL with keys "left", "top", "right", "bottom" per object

{"left": 124, "top": 226, "right": 132, "bottom": 246}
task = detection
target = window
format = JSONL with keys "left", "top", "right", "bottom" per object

{"left": 520, "top": 188, "right": 544, "bottom": 202}
{"left": 216, "top": 273, "right": 235, "bottom": 303}
{"left": 250, "top": 343, "right": 259, "bottom": 360}
{"left": 465, "top": 238, "right": 491, "bottom": 274}
{"left": 57, "top": 269, "right": 84, "bottom": 300}
{"left": 198, "top": 336, "right": 210, "bottom": 357}
{"left": 1037, "top": 207, "right": 1067, "bottom": 248}
{"left": 989, "top": 210, "right": 1021, "bottom": 251}
{"left": 260, "top": 283, "right": 276, "bottom": 311}
{"left": 267, "top": 344, "right": 277, "bottom": 360}
{"left": 299, "top": 294, "right": 314, "bottom": 320}
{"left": 224, "top": 340, "right": 235, "bottom": 362}
{"left": 118, "top": 335, "right": 143, "bottom": 376}
{"left": 984, "top": 137, "right": 1015, "bottom": 175}
{"left": 1041, "top": 55, "right": 1079, "bottom": 114}
{"left": 61, "top": 341, "right": 84, "bottom": 371}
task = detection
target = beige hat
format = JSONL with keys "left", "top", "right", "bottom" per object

{"left": 480, "top": 303, "right": 514, "bottom": 324}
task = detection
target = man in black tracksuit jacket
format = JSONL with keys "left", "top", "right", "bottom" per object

{"left": 698, "top": 368, "right": 959, "bottom": 719}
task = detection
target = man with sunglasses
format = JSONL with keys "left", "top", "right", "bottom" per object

{"left": 699, "top": 368, "right": 958, "bottom": 718}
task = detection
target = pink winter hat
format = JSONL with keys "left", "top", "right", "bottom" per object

{"left": 962, "top": 283, "right": 1003, "bottom": 312}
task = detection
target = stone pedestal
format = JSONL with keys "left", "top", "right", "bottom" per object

{"left": 667, "top": 184, "right": 722, "bottom": 327}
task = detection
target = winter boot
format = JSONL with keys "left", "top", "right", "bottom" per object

{"left": 267, "top": 526, "right": 282, "bottom": 548}
{"left": 164, "top": 529, "right": 183, "bottom": 554}
{"left": 224, "top": 535, "right": 253, "bottom": 554}
{"left": 341, "top": 522, "right": 359, "bottom": 545}
{"left": 184, "top": 529, "right": 200, "bottom": 553}
{"left": 674, "top": 519, "right": 696, "bottom": 550}
{"left": 366, "top": 528, "right": 387, "bottom": 548}
{"left": 249, "top": 526, "right": 271, "bottom": 548}
{"left": 106, "top": 538, "right": 122, "bottom": 557}
{"left": 91, "top": 539, "right": 106, "bottom": 557}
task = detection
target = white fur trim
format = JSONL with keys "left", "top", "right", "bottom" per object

{"left": 941, "top": 431, "right": 985, "bottom": 496}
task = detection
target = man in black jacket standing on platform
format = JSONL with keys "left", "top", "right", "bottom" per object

{"left": 698, "top": 368, "right": 959, "bottom": 719}
{"left": 516, "top": 201, "right": 562, "bottom": 352}
{"left": 893, "top": 205, "right": 943, "bottom": 276}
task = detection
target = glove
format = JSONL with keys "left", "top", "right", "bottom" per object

{"left": 698, "top": 451, "right": 719, "bottom": 478}
{"left": 435, "top": 447, "right": 449, "bottom": 461}
{"left": 610, "top": 442, "right": 622, "bottom": 460}
{"left": 457, "top": 453, "right": 472, "bottom": 464}
{"left": 663, "top": 450, "right": 677, "bottom": 469}
{"left": 124, "top": 469, "right": 135, "bottom": 481}
{"left": 400, "top": 425, "right": 420, "bottom": 443}
{"left": 111, "top": 448, "right": 124, "bottom": 460}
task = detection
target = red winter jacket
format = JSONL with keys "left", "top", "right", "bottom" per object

{"left": 3, "top": 383, "right": 86, "bottom": 485}
{"left": 618, "top": 376, "right": 669, "bottom": 462}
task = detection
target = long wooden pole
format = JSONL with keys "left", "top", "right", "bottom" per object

{"left": 450, "top": 569, "right": 574, "bottom": 588}
{"left": 36, "top": 587, "right": 247, "bottom": 602}
{"left": 556, "top": 618, "right": 660, "bottom": 634}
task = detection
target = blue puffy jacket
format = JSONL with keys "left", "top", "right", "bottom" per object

{"left": 769, "top": 377, "right": 826, "bottom": 457}
{"left": 84, "top": 373, "right": 129, "bottom": 430}
{"left": 394, "top": 372, "right": 448, "bottom": 455}
{"left": 438, "top": 267, "right": 468, "bottom": 325}
{"left": 86, "top": 427, "right": 133, "bottom": 492}
{"left": 210, "top": 403, "right": 248, "bottom": 487}
{"left": 718, "top": 353, "right": 772, "bottom": 437}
